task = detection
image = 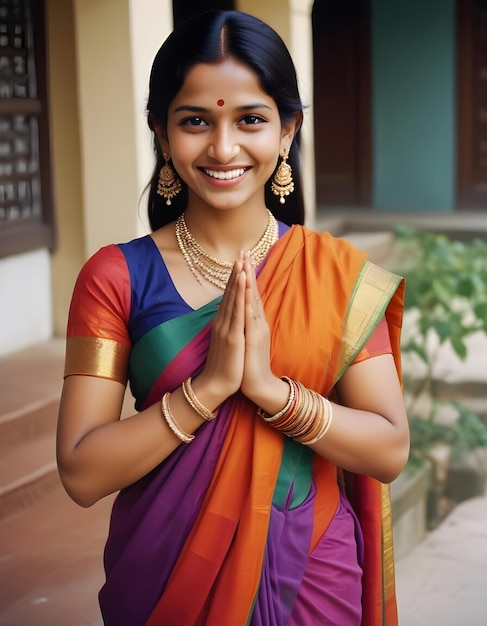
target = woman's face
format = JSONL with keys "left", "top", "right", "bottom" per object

{"left": 157, "top": 56, "right": 297, "bottom": 214}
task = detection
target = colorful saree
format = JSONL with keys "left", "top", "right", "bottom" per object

{"left": 65, "top": 224, "right": 404, "bottom": 625}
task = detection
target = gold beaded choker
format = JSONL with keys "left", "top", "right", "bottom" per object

{"left": 175, "top": 210, "right": 278, "bottom": 290}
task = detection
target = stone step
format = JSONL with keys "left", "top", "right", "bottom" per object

{"left": 0, "top": 339, "right": 136, "bottom": 521}
{"left": 0, "top": 397, "right": 59, "bottom": 453}
{"left": 0, "top": 340, "right": 65, "bottom": 415}
{"left": 0, "top": 341, "right": 65, "bottom": 521}
{"left": 0, "top": 400, "right": 60, "bottom": 521}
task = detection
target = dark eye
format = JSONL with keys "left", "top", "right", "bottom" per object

{"left": 240, "top": 115, "right": 265, "bottom": 125}
{"left": 181, "top": 117, "right": 208, "bottom": 127}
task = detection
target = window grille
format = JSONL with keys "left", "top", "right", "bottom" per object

{"left": 0, "top": 0, "right": 54, "bottom": 258}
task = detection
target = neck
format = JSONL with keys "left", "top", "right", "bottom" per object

{"left": 175, "top": 207, "right": 278, "bottom": 291}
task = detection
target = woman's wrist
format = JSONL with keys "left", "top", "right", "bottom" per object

{"left": 256, "top": 378, "right": 334, "bottom": 445}
{"left": 190, "top": 373, "right": 229, "bottom": 413}
{"left": 181, "top": 377, "right": 218, "bottom": 421}
{"left": 247, "top": 375, "right": 291, "bottom": 417}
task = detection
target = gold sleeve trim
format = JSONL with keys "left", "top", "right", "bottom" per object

{"left": 64, "top": 336, "right": 130, "bottom": 384}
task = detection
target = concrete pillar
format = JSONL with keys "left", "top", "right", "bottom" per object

{"left": 73, "top": 0, "right": 172, "bottom": 257}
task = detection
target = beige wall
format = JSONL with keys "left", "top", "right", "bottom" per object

{"left": 73, "top": 0, "right": 140, "bottom": 258}
{"left": 47, "top": 0, "right": 85, "bottom": 338}
{"left": 289, "top": 0, "right": 316, "bottom": 226}
{"left": 237, "top": 0, "right": 291, "bottom": 43}
{"left": 72, "top": 0, "right": 172, "bottom": 259}
{"left": 47, "top": 0, "right": 172, "bottom": 337}
{"left": 127, "top": 0, "right": 173, "bottom": 236}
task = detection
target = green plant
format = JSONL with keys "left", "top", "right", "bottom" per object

{"left": 392, "top": 225, "right": 487, "bottom": 468}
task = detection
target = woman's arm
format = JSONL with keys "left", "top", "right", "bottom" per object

{"left": 56, "top": 375, "right": 216, "bottom": 507}
{"left": 311, "top": 353, "right": 410, "bottom": 483}
{"left": 247, "top": 354, "right": 409, "bottom": 484}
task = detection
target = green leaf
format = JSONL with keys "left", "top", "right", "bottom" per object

{"left": 432, "top": 320, "right": 451, "bottom": 343}
{"left": 450, "top": 335, "right": 467, "bottom": 360}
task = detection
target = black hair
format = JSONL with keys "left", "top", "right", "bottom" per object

{"left": 146, "top": 10, "right": 305, "bottom": 230}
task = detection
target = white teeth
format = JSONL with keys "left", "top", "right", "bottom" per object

{"left": 204, "top": 168, "right": 246, "bottom": 180}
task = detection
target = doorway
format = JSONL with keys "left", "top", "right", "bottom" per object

{"left": 312, "top": 0, "right": 371, "bottom": 207}
{"left": 457, "top": 0, "right": 487, "bottom": 210}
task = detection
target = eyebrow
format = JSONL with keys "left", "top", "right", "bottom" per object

{"left": 173, "top": 103, "right": 273, "bottom": 113}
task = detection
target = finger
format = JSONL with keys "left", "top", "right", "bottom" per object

{"left": 246, "top": 254, "right": 262, "bottom": 298}
{"left": 215, "top": 263, "right": 246, "bottom": 341}
{"left": 242, "top": 256, "right": 264, "bottom": 318}
{"left": 231, "top": 269, "right": 247, "bottom": 326}
{"left": 245, "top": 280, "right": 262, "bottom": 324}
{"left": 217, "top": 258, "right": 242, "bottom": 318}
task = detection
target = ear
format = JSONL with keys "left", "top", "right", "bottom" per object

{"left": 280, "top": 111, "right": 303, "bottom": 153}
{"left": 150, "top": 113, "right": 170, "bottom": 157}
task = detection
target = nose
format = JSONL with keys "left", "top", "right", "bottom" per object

{"left": 207, "top": 124, "right": 240, "bottom": 163}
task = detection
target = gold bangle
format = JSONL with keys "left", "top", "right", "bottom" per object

{"left": 181, "top": 377, "right": 217, "bottom": 421}
{"left": 278, "top": 380, "right": 305, "bottom": 434}
{"left": 300, "top": 397, "right": 333, "bottom": 445}
{"left": 161, "top": 392, "right": 194, "bottom": 443}
{"left": 291, "top": 387, "right": 317, "bottom": 439}
{"left": 294, "top": 383, "right": 316, "bottom": 437}
{"left": 257, "top": 376, "right": 295, "bottom": 423}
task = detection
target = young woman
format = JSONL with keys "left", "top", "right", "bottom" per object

{"left": 57, "top": 10, "right": 409, "bottom": 626}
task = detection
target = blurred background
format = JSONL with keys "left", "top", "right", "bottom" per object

{"left": 1, "top": 1, "right": 486, "bottom": 624}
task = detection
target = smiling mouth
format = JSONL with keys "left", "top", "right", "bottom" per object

{"left": 202, "top": 167, "right": 248, "bottom": 180}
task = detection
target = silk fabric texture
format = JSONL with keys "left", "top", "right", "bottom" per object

{"left": 65, "top": 224, "right": 404, "bottom": 625}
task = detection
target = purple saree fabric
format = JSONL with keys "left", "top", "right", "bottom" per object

{"left": 99, "top": 400, "right": 234, "bottom": 626}
{"left": 251, "top": 481, "right": 316, "bottom": 625}
{"left": 251, "top": 491, "right": 363, "bottom": 626}
{"left": 289, "top": 494, "right": 364, "bottom": 626}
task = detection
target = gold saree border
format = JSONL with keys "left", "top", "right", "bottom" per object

{"left": 337, "top": 260, "right": 403, "bottom": 624}
{"left": 381, "top": 482, "right": 397, "bottom": 607}
{"left": 336, "top": 261, "right": 403, "bottom": 381}
{"left": 64, "top": 336, "right": 130, "bottom": 384}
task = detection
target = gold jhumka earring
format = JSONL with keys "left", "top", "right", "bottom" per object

{"left": 271, "top": 151, "right": 294, "bottom": 204}
{"left": 156, "top": 155, "right": 182, "bottom": 205}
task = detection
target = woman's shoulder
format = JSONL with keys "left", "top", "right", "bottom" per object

{"left": 81, "top": 235, "right": 153, "bottom": 274}
{"left": 73, "top": 236, "right": 150, "bottom": 298}
{"left": 290, "top": 224, "right": 368, "bottom": 260}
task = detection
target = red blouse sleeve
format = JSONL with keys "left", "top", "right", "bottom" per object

{"left": 352, "top": 316, "right": 392, "bottom": 365}
{"left": 64, "top": 245, "right": 132, "bottom": 383}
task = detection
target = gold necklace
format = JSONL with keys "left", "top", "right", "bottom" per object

{"left": 175, "top": 209, "right": 278, "bottom": 290}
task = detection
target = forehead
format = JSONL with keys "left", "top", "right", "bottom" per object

{"left": 172, "top": 57, "right": 274, "bottom": 107}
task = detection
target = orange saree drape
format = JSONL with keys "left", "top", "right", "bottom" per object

{"left": 147, "top": 225, "right": 404, "bottom": 625}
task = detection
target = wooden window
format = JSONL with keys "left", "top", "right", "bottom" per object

{"left": 0, "top": 0, "right": 54, "bottom": 258}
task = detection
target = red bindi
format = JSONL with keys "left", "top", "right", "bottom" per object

{"left": 217, "top": 99, "right": 225, "bottom": 107}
